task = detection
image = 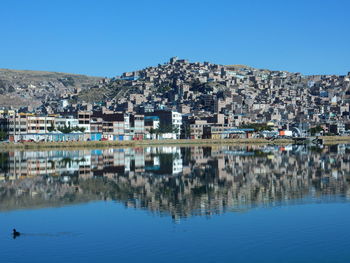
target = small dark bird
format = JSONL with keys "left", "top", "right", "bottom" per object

{"left": 13, "top": 229, "right": 20, "bottom": 238}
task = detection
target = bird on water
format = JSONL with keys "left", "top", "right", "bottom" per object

{"left": 13, "top": 229, "right": 20, "bottom": 238}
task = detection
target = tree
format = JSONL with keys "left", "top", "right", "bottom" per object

{"left": 149, "top": 127, "right": 156, "bottom": 139}
{"left": 309, "top": 126, "right": 323, "bottom": 136}
{"left": 155, "top": 123, "right": 179, "bottom": 135}
{"left": 181, "top": 124, "right": 191, "bottom": 139}
{"left": 47, "top": 121, "right": 55, "bottom": 132}
{"left": 172, "top": 125, "right": 179, "bottom": 134}
{"left": 57, "top": 124, "right": 85, "bottom": 134}
{"left": 72, "top": 126, "right": 85, "bottom": 133}
{"left": 0, "top": 129, "right": 7, "bottom": 140}
{"left": 58, "top": 124, "right": 71, "bottom": 134}
{"left": 240, "top": 123, "right": 272, "bottom": 131}
{"left": 156, "top": 122, "right": 173, "bottom": 134}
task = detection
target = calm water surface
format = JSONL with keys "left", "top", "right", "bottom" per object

{"left": 1, "top": 144, "right": 350, "bottom": 263}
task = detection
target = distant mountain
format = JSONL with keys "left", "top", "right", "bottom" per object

{"left": 0, "top": 68, "right": 104, "bottom": 108}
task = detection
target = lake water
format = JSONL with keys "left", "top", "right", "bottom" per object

{"left": 1, "top": 144, "right": 350, "bottom": 263}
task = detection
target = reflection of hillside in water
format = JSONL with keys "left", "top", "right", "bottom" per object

{"left": 1, "top": 145, "right": 350, "bottom": 218}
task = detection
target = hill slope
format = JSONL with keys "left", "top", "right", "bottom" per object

{"left": 0, "top": 68, "right": 103, "bottom": 107}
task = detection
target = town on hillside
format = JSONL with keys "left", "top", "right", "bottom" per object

{"left": 1, "top": 57, "right": 350, "bottom": 142}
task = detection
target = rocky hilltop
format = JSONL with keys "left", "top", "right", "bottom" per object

{"left": 0, "top": 68, "right": 104, "bottom": 108}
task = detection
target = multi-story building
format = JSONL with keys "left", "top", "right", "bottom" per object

{"left": 130, "top": 114, "right": 144, "bottom": 140}
{"left": 189, "top": 120, "right": 208, "bottom": 139}
{"left": 77, "top": 111, "right": 92, "bottom": 133}
{"left": 7, "top": 113, "right": 56, "bottom": 141}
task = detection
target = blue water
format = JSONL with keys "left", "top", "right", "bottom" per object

{"left": 1, "top": 199, "right": 350, "bottom": 263}
{"left": 1, "top": 144, "right": 350, "bottom": 262}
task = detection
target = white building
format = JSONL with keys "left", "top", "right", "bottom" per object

{"left": 171, "top": 111, "right": 182, "bottom": 139}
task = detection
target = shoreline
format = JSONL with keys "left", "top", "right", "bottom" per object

{"left": 1, "top": 136, "right": 350, "bottom": 150}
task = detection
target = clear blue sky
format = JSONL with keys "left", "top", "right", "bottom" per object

{"left": 1, "top": 0, "right": 349, "bottom": 77}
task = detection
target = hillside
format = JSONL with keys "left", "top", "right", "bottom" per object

{"left": 0, "top": 68, "right": 104, "bottom": 108}
{"left": 1, "top": 58, "right": 349, "bottom": 118}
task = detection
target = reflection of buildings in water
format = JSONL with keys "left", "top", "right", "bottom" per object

{"left": 2, "top": 146, "right": 184, "bottom": 180}
{"left": 6, "top": 150, "right": 88, "bottom": 179}
{"left": 2, "top": 145, "right": 350, "bottom": 184}
{"left": 0, "top": 145, "right": 350, "bottom": 218}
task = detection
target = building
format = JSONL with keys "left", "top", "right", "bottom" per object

{"left": 145, "top": 110, "right": 182, "bottom": 139}
{"left": 77, "top": 111, "right": 92, "bottom": 133}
